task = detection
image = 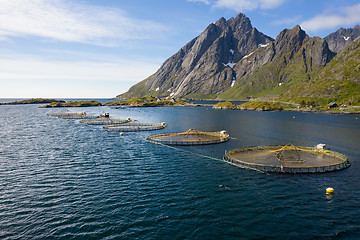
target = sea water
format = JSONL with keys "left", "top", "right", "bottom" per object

{"left": 0, "top": 100, "right": 359, "bottom": 239}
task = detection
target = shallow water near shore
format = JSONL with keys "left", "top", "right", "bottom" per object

{"left": 0, "top": 99, "right": 360, "bottom": 239}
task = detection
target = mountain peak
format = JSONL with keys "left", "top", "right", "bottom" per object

{"left": 275, "top": 25, "right": 308, "bottom": 53}
{"left": 119, "top": 12, "right": 272, "bottom": 99}
{"left": 118, "top": 13, "right": 338, "bottom": 101}
{"left": 214, "top": 12, "right": 252, "bottom": 33}
{"left": 228, "top": 12, "right": 252, "bottom": 33}
{"left": 214, "top": 17, "right": 226, "bottom": 28}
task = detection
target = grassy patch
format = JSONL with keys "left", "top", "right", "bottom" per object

{"left": 213, "top": 101, "right": 238, "bottom": 109}
{"left": 239, "top": 101, "right": 288, "bottom": 111}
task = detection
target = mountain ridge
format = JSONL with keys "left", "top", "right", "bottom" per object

{"left": 118, "top": 13, "right": 273, "bottom": 99}
{"left": 219, "top": 25, "right": 335, "bottom": 100}
{"left": 118, "top": 13, "right": 360, "bottom": 105}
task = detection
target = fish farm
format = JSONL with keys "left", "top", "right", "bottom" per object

{"left": 80, "top": 118, "right": 131, "bottom": 125}
{"left": 223, "top": 144, "right": 350, "bottom": 173}
{"left": 47, "top": 112, "right": 100, "bottom": 119}
{"left": 146, "top": 129, "right": 230, "bottom": 145}
{"left": 103, "top": 121, "right": 167, "bottom": 132}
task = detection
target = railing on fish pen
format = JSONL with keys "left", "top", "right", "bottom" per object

{"left": 103, "top": 122, "right": 167, "bottom": 132}
{"left": 80, "top": 118, "right": 131, "bottom": 125}
{"left": 147, "top": 129, "right": 229, "bottom": 145}
{"left": 223, "top": 145, "right": 350, "bottom": 173}
{"left": 47, "top": 112, "right": 100, "bottom": 119}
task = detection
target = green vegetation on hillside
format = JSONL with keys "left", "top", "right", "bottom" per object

{"left": 280, "top": 37, "right": 360, "bottom": 106}
{"left": 239, "top": 101, "right": 288, "bottom": 111}
{"left": 117, "top": 77, "right": 160, "bottom": 99}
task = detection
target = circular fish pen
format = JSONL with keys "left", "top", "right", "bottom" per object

{"left": 146, "top": 129, "right": 230, "bottom": 145}
{"left": 103, "top": 121, "right": 167, "bottom": 132}
{"left": 80, "top": 118, "right": 131, "bottom": 125}
{"left": 223, "top": 144, "right": 350, "bottom": 173}
{"left": 47, "top": 112, "right": 99, "bottom": 119}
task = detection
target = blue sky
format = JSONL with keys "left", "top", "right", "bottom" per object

{"left": 1, "top": 0, "right": 359, "bottom": 98}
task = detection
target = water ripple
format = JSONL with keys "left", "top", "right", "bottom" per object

{"left": 0, "top": 104, "right": 360, "bottom": 239}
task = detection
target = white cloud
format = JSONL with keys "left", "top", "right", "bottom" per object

{"left": 301, "top": 4, "right": 360, "bottom": 32}
{"left": 214, "top": 0, "right": 285, "bottom": 11}
{"left": 0, "top": 56, "right": 159, "bottom": 83}
{"left": 187, "top": 0, "right": 211, "bottom": 4}
{"left": 0, "top": 0, "right": 167, "bottom": 46}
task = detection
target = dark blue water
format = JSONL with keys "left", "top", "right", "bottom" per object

{"left": 1, "top": 101, "right": 360, "bottom": 239}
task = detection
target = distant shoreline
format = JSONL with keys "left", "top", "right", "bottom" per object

{"left": 0, "top": 98, "right": 65, "bottom": 105}
{"left": 2, "top": 98, "right": 359, "bottom": 115}
{"left": 212, "top": 101, "right": 360, "bottom": 115}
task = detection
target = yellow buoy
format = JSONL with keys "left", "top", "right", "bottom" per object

{"left": 326, "top": 187, "right": 334, "bottom": 194}
{"left": 66, "top": 119, "right": 69, "bottom": 121}
{"left": 120, "top": 132, "right": 124, "bottom": 136}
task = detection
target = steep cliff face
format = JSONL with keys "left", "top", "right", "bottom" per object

{"left": 118, "top": 13, "right": 273, "bottom": 99}
{"left": 291, "top": 36, "right": 360, "bottom": 104}
{"left": 219, "top": 25, "right": 335, "bottom": 99}
{"left": 324, "top": 25, "right": 360, "bottom": 53}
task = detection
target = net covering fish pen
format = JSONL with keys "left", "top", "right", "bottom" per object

{"left": 80, "top": 118, "right": 131, "bottom": 125}
{"left": 47, "top": 112, "right": 100, "bottom": 119}
{"left": 103, "top": 122, "right": 167, "bottom": 132}
{"left": 223, "top": 144, "right": 350, "bottom": 173}
{"left": 146, "top": 129, "right": 230, "bottom": 145}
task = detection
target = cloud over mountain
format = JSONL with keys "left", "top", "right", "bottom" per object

{"left": 301, "top": 3, "right": 360, "bottom": 32}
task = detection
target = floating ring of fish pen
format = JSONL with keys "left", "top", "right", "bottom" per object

{"left": 146, "top": 129, "right": 230, "bottom": 145}
{"left": 47, "top": 112, "right": 100, "bottom": 119}
{"left": 103, "top": 122, "right": 167, "bottom": 132}
{"left": 80, "top": 118, "right": 131, "bottom": 125}
{"left": 223, "top": 144, "right": 350, "bottom": 173}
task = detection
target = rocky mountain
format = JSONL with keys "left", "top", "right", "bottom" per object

{"left": 324, "top": 25, "right": 360, "bottom": 53}
{"left": 287, "top": 36, "right": 360, "bottom": 105}
{"left": 118, "top": 13, "right": 273, "bottom": 99}
{"left": 118, "top": 13, "right": 360, "bottom": 104}
{"left": 219, "top": 25, "right": 335, "bottom": 100}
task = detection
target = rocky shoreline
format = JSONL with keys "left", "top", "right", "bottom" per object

{"left": 212, "top": 101, "right": 360, "bottom": 114}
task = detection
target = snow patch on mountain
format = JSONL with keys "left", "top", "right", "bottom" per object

{"left": 242, "top": 52, "right": 254, "bottom": 59}
{"left": 259, "top": 43, "right": 269, "bottom": 48}
{"left": 223, "top": 61, "right": 236, "bottom": 68}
